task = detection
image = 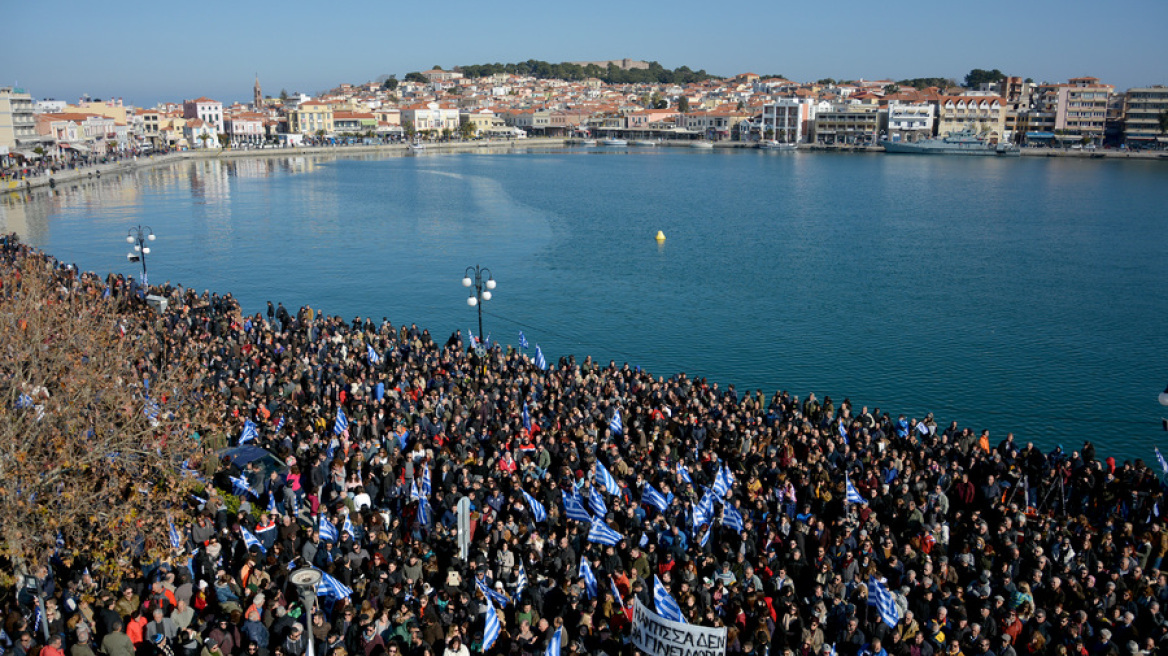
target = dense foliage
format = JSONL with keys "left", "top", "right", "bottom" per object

{"left": 964, "top": 68, "right": 1007, "bottom": 88}
{"left": 454, "top": 60, "right": 718, "bottom": 85}
{"left": 897, "top": 77, "right": 958, "bottom": 90}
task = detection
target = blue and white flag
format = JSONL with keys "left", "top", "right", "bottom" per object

{"left": 421, "top": 465, "right": 432, "bottom": 497}
{"left": 318, "top": 515, "right": 338, "bottom": 542}
{"left": 588, "top": 518, "right": 624, "bottom": 546}
{"left": 367, "top": 344, "right": 381, "bottom": 365}
{"left": 595, "top": 461, "right": 621, "bottom": 496}
{"left": 522, "top": 489, "right": 547, "bottom": 523}
{"left": 417, "top": 495, "right": 431, "bottom": 526}
{"left": 522, "top": 402, "right": 532, "bottom": 431}
{"left": 562, "top": 489, "right": 593, "bottom": 522}
{"left": 482, "top": 595, "right": 500, "bottom": 652}
{"left": 579, "top": 558, "right": 598, "bottom": 599}
{"left": 868, "top": 576, "right": 901, "bottom": 627}
{"left": 476, "top": 576, "right": 510, "bottom": 607}
{"left": 267, "top": 492, "right": 278, "bottom": 516}
{"left": 410, "top": 480, "right": 423, "bottom": 501}
{"left": 315, "top": 570, "right": 353, "bottom": 599}
{"left": 694, "top": 489, "right": 716, "bottom": 527}
{"left": 641, "top": 484, "right": 670, "bottom": 513}
{"left": 1156, "top": 447, "right": 1168, "bottom": 475}
{"left": 229, "top": 475, "right": 257, "bottom": 499}
{"left": 515, "top": 562, "right": 528, "bottom": 598}
{"left": 588, "top": 487, "right": 608, "bottom": 518}
{"left": 15, "top": 393, "right": 34, "bottom": 409}
{"left": 535, "top": 345, "right": 547, "bottom": 370}
{"left": 544, "top": 626, "right": 562, "bottom": 656}
{"left": 677, "top": 462, "right": 693, "bottom": 485}
{"left": 333, "top": 408, "right": 348, "bottom": 435}
{"left": 467, "top": 328, "right": 476, "bottom": 346}
{"left": 653, "top": 575, "right": 684, "bottom": 622}
{"left": 608, "top": 409, "right": 623, "bottom": 435}
{"left": 519, "top": 331, "right": 530, "bottom": 349}
{"left": 273, "top": 416, "right": 285, "bottom": 433}
{"left": 713, "top": 465, "right": 734, "bottom": 499}
{"left": 610, "top": 577, "right": 625, "bottom": 608}
{"left": 699, "top": 522, "right": 712, "bottom": 548}
{"left": 239, "top": 419, "right": 259, "bottom": 445}
{"left": 169, "top": 518, "right": 183, "bottom": 552}
{"left": 241, "top": 526, "right": 267, "bottom": 553}
{"left": 846, "top": 474, "right": 866, "bottom": 504}
{"left": 342, "top": 514, "right": 356, "bottom": 537}
{"left": 723, "top": 504, "right": 745, "bottom": 532}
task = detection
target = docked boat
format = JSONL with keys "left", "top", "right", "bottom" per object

{"left": 407, "top": 142, "right": 425, "bottom": 153}
{"left": 581, "top": 139, "right": 598, "bottom": 146}
{"left": 881, "top": 129, "right": 1019, "bottom": 156}
{"left": 758, "top": 140, "right": 797, "bottom": 151}
{"left": 631, "top": 140, "right": 657, "bottom": 147}
{"left": 691, "top": 141, "right": 714, "bottom": 149}
{"left": 601, "top": 138, "right": 628, "bottom": 146}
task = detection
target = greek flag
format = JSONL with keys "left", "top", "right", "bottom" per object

{"left": 367, "top": 344, "right": 381, "bottom": 365}
{"left": 315, "top": 570, "right": 353, "bottom": 599}
{"left": 15, "top": 393, "right": 34, "bottom": 409}
{"left": 579, "top": 558, "right": 598, "bottom": 599}
{"left": 417, "top": 495, "right": 431, "bottom": 526}
{"left": 653, "top": 575, "right": 684, "bottom": 622}
{"left": 476, "top": 576, "right": 510, "bottom": 607}
{"left": 699, "top": 522, "right": 712, "bottom": 548}
{"left": 868, "top": 576, "right": 901, "bottom": 627}
{"left": 522, "top": 489, "right": 547, "bottom": 522}
{"left": 519, "top": 331, "right": 529, "bottom": 349}
{"left": 241, "top": 526, "right": 266, "bottom": 553}
{"left": 467, "top": 328, "right": 476, "bottom": 345}
{"left": 273, "top": 416, "right": 285, "bottom": 433}
{"left": 410, "top": 479, "right": 423, "bottom": 501}
{"left": 641, "top": 483, "right": 670, "bottom": 513}
{"left": 595, "top": 461, "right": 621, "bottom": 496}
{"left": 1157, "top": 447, "right": 1168, "bottom": 475}
{"left": 846, "top": 474, "right": 866, "bottom": 504}
{"left": 169, "top": 518, "right": 183, "bottom": 551}
{"left": 144, "top": 398, "right": 161, "bottom": 424}
{"left": 267, "top": 491, "right": 278, "bottom": 515}
{"left": 318, "top": 515, "right": 338, "bottom": 542}
{"left": 713, "top": 465, "right": 734, "bottom": 499}
{"left": 421, "top": 465, "right": 432, "bottom": 496}
{"left": 562, "top": 489, "right": 593, "bottom": 522}
{"left": 694, "top": 489, "right": 715, "bottom": 526}
{"left": 677, "top": 462, "right": 692, "bottom": 485}
{"left": 723, "top": 504, "right": 745, "bottom": 532}
{"left": 522, "top": 402, "right": 532, "bottom": 431}
{"left": 482, "top": 595, "right": 500, "bottom": 652}
{"left": 342, "top": 514, "right": 355, "bottom": 537}
{"left": 230, "top": 475, "right": 256, "bottom": 499}
{"left": 588, "top": 487, "right": 608, "bottom": 518}
{"left": 608, "top": 409, "right": 623, "bottom": 435}
{"left": 535, "top": 345, "right": 547, "bottom": 370}
{"left": 610, "top": 577, "right": 625, "bottom": 608}
{"left": 333, "top": 407, "right": 348, "bottom": 435}
{"left": 588, "top": 518, "right": 624, "bottom": 546}
{"left": 515, "top": 563, "right": 528, "bottom": 598}
{"left": 240, "top": 419, "right": 259, "bottom": 445}
{"left": 545, "top": 626, "right": 562, "bottom": 656}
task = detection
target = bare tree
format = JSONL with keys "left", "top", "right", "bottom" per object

{"left": 0, "top": 244, "right": 218, "bottom": 581}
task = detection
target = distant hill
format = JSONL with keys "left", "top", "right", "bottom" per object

{"left": 454, "top": 59, "right": 717, "bottom": 85}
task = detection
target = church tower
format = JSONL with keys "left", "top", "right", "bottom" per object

{"left": 253, "top": 74, "right": 262, "bottom": 109}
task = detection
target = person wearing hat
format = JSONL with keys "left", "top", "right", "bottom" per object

{"left": 201, "top": 638, "right": 222, "bottom": 656}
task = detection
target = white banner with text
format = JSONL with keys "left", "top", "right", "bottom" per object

{"left": 631, "top": 598, "right": 727, "bottom": 656}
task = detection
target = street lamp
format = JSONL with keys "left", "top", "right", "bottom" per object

{"left": 462, "top": 265, "right": 496, "bottom": 346}
{"left": 289, "top": 568, "right": 322, "bottom": 656}
{"left": 126, "top": 225, "right": 155, "bottom": 286}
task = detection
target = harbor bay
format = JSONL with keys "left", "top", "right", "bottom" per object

{"left": 3, "top": 147, "right": 1166, "bottom": 462}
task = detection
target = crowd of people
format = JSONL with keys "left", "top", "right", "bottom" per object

{"left": 5, "top": 235, "right": 1168, "bottom": 656}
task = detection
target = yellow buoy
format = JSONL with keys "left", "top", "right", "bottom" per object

{"left": 655, "top": 231, "right": 666, "bottom": 242}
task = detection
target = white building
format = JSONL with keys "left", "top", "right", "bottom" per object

{"left": 182, "top": 97, "right": 224, "bottom": 133}
{"left": 884, "top": 102, "right": 935, "bottom": 142}
{"left": 761, "top": 98, "right": 817, "bottom": 143}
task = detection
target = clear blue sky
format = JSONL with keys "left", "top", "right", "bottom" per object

{"left": 5, "top": 0, "right": 1166, "bottom": 107}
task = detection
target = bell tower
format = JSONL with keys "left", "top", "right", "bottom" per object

{"left": 253, "top": 74, "right": 262, "bottom": 109}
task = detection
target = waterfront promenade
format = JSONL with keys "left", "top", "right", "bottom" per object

{"left": 3, "top": 234, "right": 1167, "bottom": 656}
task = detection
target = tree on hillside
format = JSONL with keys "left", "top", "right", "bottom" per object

{"left": 898, "top": 77, "right": 956, "bottom": 90}
{"left": 382, "top": 75, "right": 399, "bottom": 91}
{"left": 404, "top": 72, "right": 428, "bottom": 84}
{"left": 0, "top": 244, "right": 218, "bottom": 583}
{"left": 678, "top": 97, "right": 690, "bottom": 113}
{"left": 964, "top": 68, "right": 1006, "bottom": 88}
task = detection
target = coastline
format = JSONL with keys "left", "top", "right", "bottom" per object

{"left": 6, "top": 136, "right": 1164, "bottom": 198}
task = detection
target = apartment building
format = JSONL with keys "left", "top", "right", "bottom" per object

{"left": 0, "top": 87, "right": 37, "bottom": 152}
{"left": 1122, "top": 86, "right": 1168, "bottom": 147}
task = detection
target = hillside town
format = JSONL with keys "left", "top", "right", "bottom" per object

{"left": 2, "top": 61, "right": 1167, "bottom": 165}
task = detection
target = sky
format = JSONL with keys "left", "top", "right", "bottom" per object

{"left": 5, "top": 0, "right": 1166, "bottom": 107}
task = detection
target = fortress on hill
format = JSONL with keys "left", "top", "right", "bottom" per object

{"left": 569, "top": 58, "right": 650, "bottom": 70}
